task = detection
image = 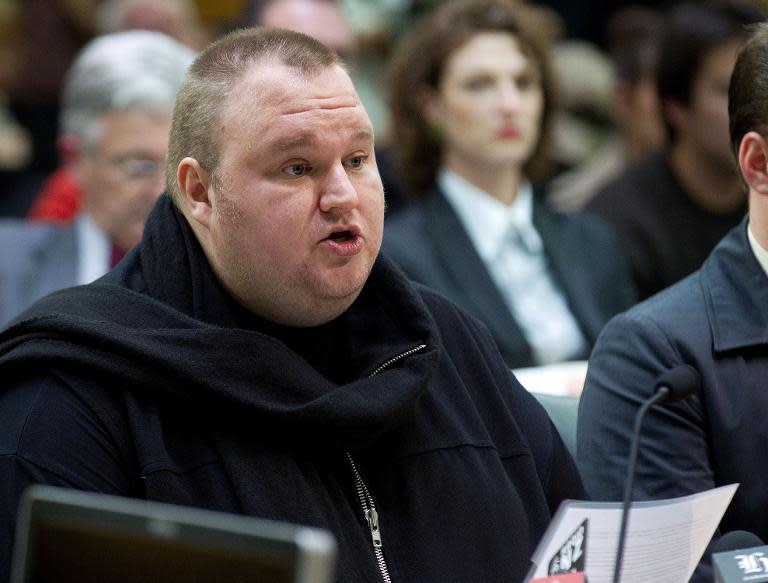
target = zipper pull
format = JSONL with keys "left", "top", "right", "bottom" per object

{"left": 365, "top": 507, "right": 383, "bottom": 549}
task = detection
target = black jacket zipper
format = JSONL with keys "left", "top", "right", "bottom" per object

{"left": 345, "top": 343, "right": 427, "bottom": 583}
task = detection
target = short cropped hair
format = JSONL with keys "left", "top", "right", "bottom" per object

{"left": 60, "top": 30, "right": 195, "bottom": 148}
{"left": 729, "top": 23, "right": 768, "bottom": 158}
{"left": 656, "top": 1, "right": 766, "bottom": 141}
{"left": 165, "top": 27, "right": 340, "bottom": 204}
{"left": 386, "top": 0, "right": 560, "bottom": 194}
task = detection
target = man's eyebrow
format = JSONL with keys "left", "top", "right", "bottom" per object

{"left": 352, "top": 128, "right": 375, "bottom": 144}
{"left": 269, "top": 135, "right": 318, "bottom": 152}
{"left": 267, "top": 129, "right": 374, "bottom": 152}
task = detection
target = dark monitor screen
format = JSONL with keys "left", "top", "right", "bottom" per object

{"left": 12, "top": 486, "right": 336, "bottom": 583}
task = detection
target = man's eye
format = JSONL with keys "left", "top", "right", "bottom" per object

{"left": 346, "top": 156, "right": 366, "bottom": 169}
{"left": 284, "top": 163, "right": 309, "bottom": 176}
{"left": 110, "top": 157, "right": 162, "bottom": 179}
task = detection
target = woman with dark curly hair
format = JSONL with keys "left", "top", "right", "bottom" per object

{"left": 383, "top": 0, "right": 637, "bottom": 369}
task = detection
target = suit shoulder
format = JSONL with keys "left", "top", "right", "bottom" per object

{"left": 415, "top": 283, "right": 490, "bottom": 339}
{"left": 610, "top": 272, "right": 706, "bottom": 334}
{"left": 0, "top": 221, "right": 71, "bottom": 265}
{"left": 384, "top": 203, "right": 428, "bottom": 239}
{"left": 382, "top": 203, "right": 434, "bottom": 269}
{"left": 0, "top": 218, "right": 61, "bottom": 240}
{"left": 542, "top": 202, "right": 615, "bottom": 234}
{"left": 537, "top": 203, "right": 623, "bottom": 253}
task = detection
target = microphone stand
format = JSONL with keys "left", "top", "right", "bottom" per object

{"left": 612, "top": 387, "right": 670, "bottom": 583}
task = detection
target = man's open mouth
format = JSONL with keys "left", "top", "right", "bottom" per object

{"left": 328, "top": 230, "right": 355, "bottom": 242}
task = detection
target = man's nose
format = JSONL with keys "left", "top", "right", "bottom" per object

{"left": 318, "top": 163, "right": 359, "bottom": 213}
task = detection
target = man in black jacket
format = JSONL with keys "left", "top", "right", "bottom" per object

{"left": 0, "top": 27, "right": 584, "bottom": 582}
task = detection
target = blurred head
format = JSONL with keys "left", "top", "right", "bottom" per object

{"left": 730, "top": 23, "right": 768, "bottom": 159}
{"left": 62, "top": 30, "right": 195, "bottom": 250}
{"left": 730, "top": 23, "right": 768, "bottom": 206}
{"left": 170, "top": 28, "right": 384, "bottom": 326}
{"left": 388, "top": 0, "right": 559, "bottom": 193}
{"left": 96, "top": 0, "right": 209, "bottom": 50}
{"left": 656, "top": 1, "right": 765, "bottom": 161}
{"left": 605, "top": 5, "right": 665, "bottom": 161}
{"left": 251, "top": 0, "right": 355, "bottom": 62}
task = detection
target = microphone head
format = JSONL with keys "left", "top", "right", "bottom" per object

{"left": 711, "top": 530, "right": 765, "bottom": 554}
{"left": 655, "top": 364, "right": 701, "bottom": 403}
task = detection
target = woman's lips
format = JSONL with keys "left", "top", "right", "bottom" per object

{"left": 496, "top": 126, "right": 521, "bottom": 139}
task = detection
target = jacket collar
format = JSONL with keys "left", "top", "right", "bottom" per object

{"left": 702, "top": 216, "right": 768, "bottom": 352}
{"left": 420, "top": 188, "right": 534, "bottom": 366}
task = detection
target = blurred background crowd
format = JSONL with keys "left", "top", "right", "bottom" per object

{"left": 2, "top": 0, "right": 767, "bottom": 371}
{"left": 0, "top": 0, "right": 729, "bottom": 215}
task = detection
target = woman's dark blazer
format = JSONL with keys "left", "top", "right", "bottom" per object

{"left": 381, "top": 187, "right": 637, "bottom": 368}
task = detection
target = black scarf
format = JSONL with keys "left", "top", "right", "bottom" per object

{"left": 0, "top": 196, "right": 441, "bottom": 450}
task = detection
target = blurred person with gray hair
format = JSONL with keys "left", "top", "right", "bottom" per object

{"left": 0, "top": 30, "right": 195, "bottom": 327}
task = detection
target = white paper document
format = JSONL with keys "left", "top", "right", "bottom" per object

{"left": 512, "top": 361, "right": 588, "bottom": 396}
{"left": 526, "top": 484, "right": 738, "bottom": 583}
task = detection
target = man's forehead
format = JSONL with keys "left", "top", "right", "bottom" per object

{"left": 218, "top": 60, "right": 373, "bottom": 154}
{"left": 221, "top": 60, "right": 367, "bottom": 132}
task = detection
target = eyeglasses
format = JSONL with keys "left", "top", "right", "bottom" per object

{"left": 107, "top": 156, "right": 165, "bottom": 180}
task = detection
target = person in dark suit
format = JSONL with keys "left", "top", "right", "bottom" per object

{"left": 578, "top": 22, "right": 768, "bottom": 582}
{"left": 0, "top": 30, "right": 194, "bottom": 327}
{"left": 382, "top": 0, "right": 636, "bottom": 369}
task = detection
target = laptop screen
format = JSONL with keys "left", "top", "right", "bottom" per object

{"left": 12, "top": 486, "right": 336, "bottom": 583}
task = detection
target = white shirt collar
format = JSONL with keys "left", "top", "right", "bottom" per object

{"left": 438, "top": 168, "right": 542, "bottom": 260}
{"left": 75, "top": 213, "right": 112, "bottom": 285}
{"left": 748, "top": 222, "right": 768, "bottom": 279}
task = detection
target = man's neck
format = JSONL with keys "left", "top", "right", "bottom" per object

{"left": 444, "top": 155, "right": 522, "bottom": 206}
{"left": 668, "top": 140, "right": 744, "bottom": 214}
{"left": 749, "top": 193, "right": 768, "bottom": 252}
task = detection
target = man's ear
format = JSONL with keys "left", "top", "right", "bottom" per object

{"left": 177, "top": 157, "right": 213, "bottom": 227}
{"left": 738, "top": 131, "right": 768, "bottom": 195}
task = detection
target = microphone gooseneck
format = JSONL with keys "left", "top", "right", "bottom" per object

{"left": 611, "top": 365, "right": 702, "bottom": 583}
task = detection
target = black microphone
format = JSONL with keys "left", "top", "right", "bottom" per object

{"left": 711, "top": 531, "right": 768, "bottom": 583}
{"left": 611, "top": 364, "right": 701, "bottom": 583}
{"left": 712, "top": 531, "right": 765, "bottom": 554}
